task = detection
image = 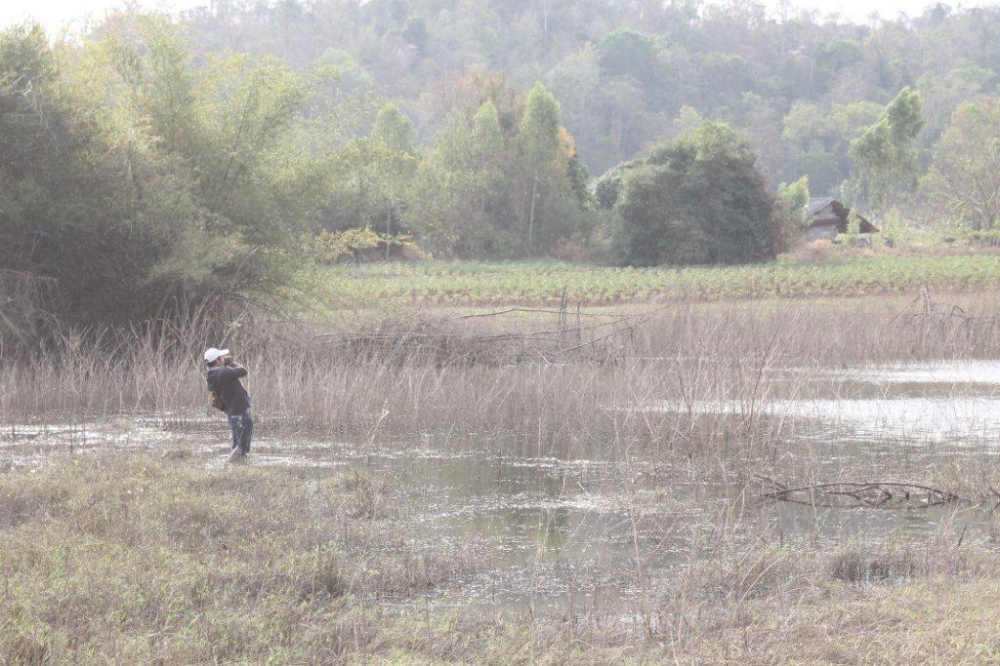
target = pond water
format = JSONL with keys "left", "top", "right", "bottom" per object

{"left": 3, "top": 360, "right": 1000, "bottom": 612}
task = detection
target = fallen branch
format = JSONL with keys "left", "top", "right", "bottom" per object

{"left": 308, "top": 304, "right": 663, "bottom": 366}
{"left": 761, "top": 482, "right": 959, "bottom": 509}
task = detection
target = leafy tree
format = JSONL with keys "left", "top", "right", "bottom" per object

{"left": 471, "top": 99, "right": 505, "bottom": 157}
{"left": 0, "top": 22, "right": 218, "bottom": 327}
{"left": 781, "top": 100, "right": 882, "bottom": 195}
{"left": 513, "top": 82, "right": 563, "bottom": 253}
{"left": 323, "top": 103, "right": 418, "bottom": 255}
{"left": 83, "top": 17, "right": 323, "bottom": 294}
{"left": 614, "top": 121, "right": 780, "bottom": 266}
{"left": 408, "top": 101, "right": 509, "bottom": 257}
{"left": 548, "top": 45, "right": 623, "bottom": 174}
{"left": 724, "top": 92, "right": 786, "bottom": 191}
{"left": 597, "top": 29, "right": 662, "bottom": 88}
{"left": 782, "top": 102, "right": 833, "bottom": 152}
{"left": 865, "top": 22, "right": 920, "bottom": 95}
{"left": 672, "top": 106, "right": 706, "bottom": 136}
{"left": 372, "top": 102, "right": 416, "bottom": 152}
{"left": 849, "top": 86, "right": 924, "bottom": 217}
{"left": 593, "top": 158, "right": 643, "bottom": 210}
{"left": 696, "top": 53, "right": 754, "bottom": 112}
{"left": 577, "top": 70, "right": 653, "bottom": 170}
{"left": 813, "top": 39, "right": 865, "bottom": 94}
{"left": 923, "top": 97, "right": 1000, "bottom": 230}
{"left": 401, "top": 16, "right": 428, "bottom": 55}
{"left": 915, "top": 60, "right": 994, "bottom": 142}
{"left": 370, "top": 103, "right": 418, "bottom": 249}
{"left": 0, "top": 24, "right": 137, "bottom": 327}
{"left": 775, "top": 175, "right": 811, "bottom": 238}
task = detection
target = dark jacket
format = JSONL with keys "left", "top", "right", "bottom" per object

{"left": 207, "top": 363, "right": 251, "bottom": 416}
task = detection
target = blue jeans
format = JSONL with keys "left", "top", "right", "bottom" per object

{"left": 228, "top": 410, "right": 254, "bottom": 455}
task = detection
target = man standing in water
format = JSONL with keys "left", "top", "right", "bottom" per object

{"left": 205, "top": 347, "right": 254, "bottom": 462}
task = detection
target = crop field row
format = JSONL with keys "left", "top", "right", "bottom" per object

{"left": 315, "top": 255, "right": 1000, "bottom": 308}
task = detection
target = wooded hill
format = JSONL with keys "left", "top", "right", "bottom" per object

{"left": 177, "top": 1, "right": 1000, "bottom": 192}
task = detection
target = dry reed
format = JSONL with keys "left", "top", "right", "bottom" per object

{"left": 4, "top": 292, "right": 1000, "bottom": 462}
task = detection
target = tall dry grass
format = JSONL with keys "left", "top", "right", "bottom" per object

{"left": 3, "top": 291, "right": 1000, "bottom": 462}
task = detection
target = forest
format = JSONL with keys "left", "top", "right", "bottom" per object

{"left": 2, "top": 0, "right": 1000, "bottom": 327}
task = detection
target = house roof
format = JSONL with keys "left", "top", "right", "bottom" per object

{"left": 805, "top": 198, "right": 878, "bottom": 233}
{"left": 807, "top": 198, "right": 836, "bottom": 217}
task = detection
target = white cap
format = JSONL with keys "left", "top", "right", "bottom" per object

{"left": 203, "top": 348, "right": 230, "bottom": 363}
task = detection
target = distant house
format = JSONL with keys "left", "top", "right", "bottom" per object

{"left": 806, "top": 198, "right": 877, "bottom": 239}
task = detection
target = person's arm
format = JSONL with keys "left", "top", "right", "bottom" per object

{"left": 217, "top": 363, "right": 248, "bottom": 379}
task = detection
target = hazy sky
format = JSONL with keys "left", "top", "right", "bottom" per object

{"left": 0, "top": 0, "right": 997, "bottom": 34}
{"left": 0, "top": 0, "right": 203, "bottom": 33}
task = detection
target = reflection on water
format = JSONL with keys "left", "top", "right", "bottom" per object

{"left": 660, "top": 395, "right": 1000, "bottom": 443}
{"left": 660, "top": 360, "right": 1000, "bottom": 444}
{"left": 2, "top": 360, "right": 1000, "bottom": 611}
{"left": 821, "top": 360, "right": 1000, "bottom": 385}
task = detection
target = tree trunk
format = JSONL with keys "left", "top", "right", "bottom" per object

{"left": 528, "top": 166, "right": 538, "bottom": 253}
{"left": 386, "top": 201, "right": 392, "bottom": 260}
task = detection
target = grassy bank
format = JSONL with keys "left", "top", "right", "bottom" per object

{"left": 0, "top": 453, "right": 478, "bottom": 663}
{"left": 3, "top": 453, "right": 1000, "bottom": 663}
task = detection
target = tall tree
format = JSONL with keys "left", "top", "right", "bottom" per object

{"left": 1, "top": 16, "right": 327, "bottom": 331}
{"left": 514, "top": 82, "right": 561, "bottom": 253}
{"left": 849, "top": 86, "right": 924, "bottom": 217}
{"left": 370, "top": 103, "right": 418, "bottom": 253}
{"left": 923, "top": 97, "right": 1000, "bottom": 230}
{"left": 409, "top": 101, "right": 509, "bottom": 257}
{"left": 325, "top": 103, "right": 419, "bottom": 252}
{"left": 0, "top": 24, "right": 134, "bottom": 327}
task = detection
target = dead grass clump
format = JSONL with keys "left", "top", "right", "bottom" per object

{"left": 828, "top": 543, "right": 926, "bottom": 584}
{"left": 317, "top": 314, "right": 631, "bottom": 367}
{"left": 676, "top": 545, "right": 810, "bottom": 607}
{"left": 827, "top": 540, "right": 1000, "bottom": 584}
{"left": 674, "top": 578, "right": 1000, "bottom": 664}
{"left": 3, "top": 635, "right": 50, "bottom": 666}
{"left": 786, "top": 237, "right": 836, "bottom": 263}
{"left": 344, "top": 469, "right": 387, "bottom": 519}
{"left": 0, "top": 477, "right": 73, "bottom": 530}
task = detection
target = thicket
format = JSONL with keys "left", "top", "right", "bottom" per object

{"left": 610, "top": 122, "right": 782, "bottom": 266}
{"left": 0, "top": 20, "right": 316, "bottom": 333}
